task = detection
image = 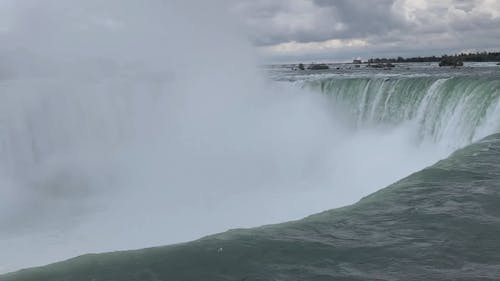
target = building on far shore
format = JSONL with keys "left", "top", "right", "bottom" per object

{"left": 353, "top": 59, "right": 362, "bottom": 64}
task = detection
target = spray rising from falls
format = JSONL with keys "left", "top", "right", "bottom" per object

{"left": 1, "top": 0, "right": 500, "bottom": 275}
{"left": 306, "top": 76, "right": 500, "bottom": 150}
{"left": 0, "top": 0, "right": 397, "bottom": 272}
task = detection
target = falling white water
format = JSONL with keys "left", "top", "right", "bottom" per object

{"left": 2, "top": 0, "right": 499, "bottom": 274}
{"left": 307, "top": 76, "right": 500, "bottom": 150}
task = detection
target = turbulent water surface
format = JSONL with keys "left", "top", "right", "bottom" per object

{"left": 3, "top": 132, "right": 500, "bottom": 280}
{"left": 1, "top": 63, "right": 500, "bottom": 279}
{"left": 5, "top": 62, "right": 499, "bottom": 272}
{"left": 2, "top": 0, "right": 500, "bottom": 278}
{"left": 1, "top": 60, "right": 500, "bottom": 276}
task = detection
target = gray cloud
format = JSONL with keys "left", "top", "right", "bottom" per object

{"left": 232, "top": 0, "right": 405, "bottom": 46}
{"left": 313, "top": 0, "right": 406, "bottom": 38}
{"left": 231, "top": 0, "right": 500, "bottom": 60}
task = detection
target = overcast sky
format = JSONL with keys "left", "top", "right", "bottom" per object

{"left": 231, "top": 0, "right": 500, "bottom": 62}
{"left": 0, "top": 0, "right": 499, "bottom": 63}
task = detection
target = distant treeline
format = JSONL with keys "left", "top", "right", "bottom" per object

{"left": 368, "top": 51, "right": 500, "bottom": 63}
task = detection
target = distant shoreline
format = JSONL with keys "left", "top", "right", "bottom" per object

{"left": 264, "top": 51, "right": 500, "bottom": 66}
{"left": 364, "top": 51, "right": 500, "bottom": 64}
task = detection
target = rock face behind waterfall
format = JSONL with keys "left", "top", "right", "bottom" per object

{"left": 3, "top": 134, "right": 500, "bottom": 281}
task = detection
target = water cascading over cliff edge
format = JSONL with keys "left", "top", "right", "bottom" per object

{"left": 1, "top": 0, "right": 500, "bottom": 275}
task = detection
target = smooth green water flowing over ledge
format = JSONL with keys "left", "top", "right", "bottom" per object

{"left": 3, "top": 133, "right": 500, "bottom": 281}
{"left": 306, "top": 76, "right": 500, "bottom": 149}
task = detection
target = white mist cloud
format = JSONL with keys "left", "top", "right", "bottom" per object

{"left": 0, "top": 0, "right": 448, "bottom": 274}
